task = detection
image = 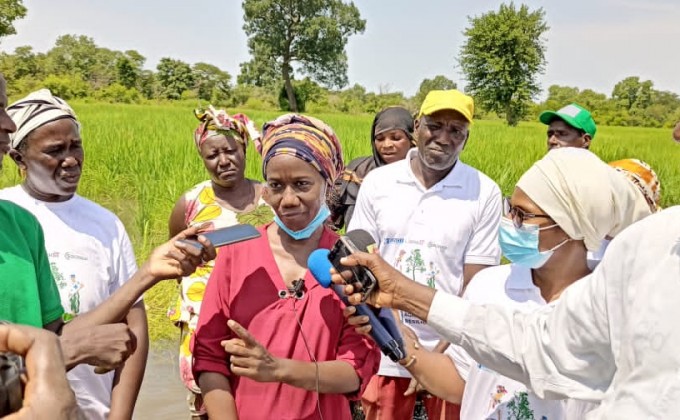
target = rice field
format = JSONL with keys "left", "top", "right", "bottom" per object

{"left": 2, "top": 102, "right": 678, "bottom": 340}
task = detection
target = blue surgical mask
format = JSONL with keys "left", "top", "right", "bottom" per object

{"left": 499, "top": 217, "right": 569, "bottom": 269}
{"left": 274, "top": 203, "right": 331, "bottom": 240}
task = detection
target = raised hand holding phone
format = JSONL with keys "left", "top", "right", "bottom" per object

{"left": 178, "top": 224, "right": 261, "bottom": 252}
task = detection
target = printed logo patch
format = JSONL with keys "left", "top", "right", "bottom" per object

{"left": 558, "top": 104, "right": 582, "bottom": 118}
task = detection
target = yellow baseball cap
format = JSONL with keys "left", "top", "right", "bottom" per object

{"left": 418, "top": 89, "right": 474, "bottom": 122}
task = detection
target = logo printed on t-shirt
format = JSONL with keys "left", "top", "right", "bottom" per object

{"left": 50, "top": 264, "right": 84, "bottom": 320}
{"left": 65, "top": 252, "right": 88, "bottom": 261}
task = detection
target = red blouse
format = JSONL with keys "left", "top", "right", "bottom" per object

{"left": 193, "top": 225, "right": 379, "bottom": 420}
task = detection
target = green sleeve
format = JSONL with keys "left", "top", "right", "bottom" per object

{"left": 31, "top": 219, "right": 64, "bottom": 326}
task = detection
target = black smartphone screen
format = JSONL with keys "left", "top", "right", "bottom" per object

{"left": 202, "top": 224, "right": 260, "bottom": 247}
{"left": 179, "top": 224, "right": 261, "bottom": 250}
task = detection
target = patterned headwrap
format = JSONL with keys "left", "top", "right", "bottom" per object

{"left": 194, "top": 106, "right": 259, "bottom": 151}
{"left": 609, "top": 158, "right": 661, "bottom": 213}
{"left": 7, "top": 89, "right": 79, "bottom": 149}
{"left": 259, "top": 114, "right": 344, "bottom": 189}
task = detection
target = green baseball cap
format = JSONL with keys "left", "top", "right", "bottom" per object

{"left": 539, "top": 103, "right": 597, "bottom": 138}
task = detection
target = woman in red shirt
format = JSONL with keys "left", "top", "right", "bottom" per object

{"left": 193, "top": 114, "right": 380, "bottom": 420}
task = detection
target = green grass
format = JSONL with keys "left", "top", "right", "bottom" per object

{"left": 2, "top": 102, "right": 679, "bottom": 340}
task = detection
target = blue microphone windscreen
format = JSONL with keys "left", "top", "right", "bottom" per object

{"left": 308, "top": 249, "right": 332, "bottom": 288}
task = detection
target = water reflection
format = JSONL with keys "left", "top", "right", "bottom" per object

{"left": 134, "top": 342, "right": 187, "bottom": 420}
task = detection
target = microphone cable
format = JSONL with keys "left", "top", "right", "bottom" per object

{"left": 289, "top": 280, "right": 324, "bottom": 420}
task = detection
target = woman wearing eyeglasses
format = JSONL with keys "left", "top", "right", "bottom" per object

{"left": 345, "top": 148, "right": 653, "bottom": 419}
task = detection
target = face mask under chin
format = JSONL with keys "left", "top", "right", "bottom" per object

{"left": 274, "top": 203, "right": 330, "bottom": 241}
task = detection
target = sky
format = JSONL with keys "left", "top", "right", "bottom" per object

{"left": 1, "top": 0, "right": 678, "bottom": 99}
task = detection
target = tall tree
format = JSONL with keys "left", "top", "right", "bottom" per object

{"left": 544, "top": 85, "right": 580, "bottom": 111}
{"left": 414, "top": 75, "right": 457, "bottom": 108}
{"left": 156, "top": 57, "right": 194, "bottom": 99}
{"left": 0, "top": 0, "right": 27, "bottom": 40}
{"left": 237, "top": 53, "right": 279, "bottom": 88}
{"left": 612, "top": 76, "right": 654, "bottom": 111}
{"left": 459, "top": 2, "right": 548, "bottom": 126}
{"left": 116, "top": 50, "right": 145, "bottom": 89}
{"left": 242, "top": 0, "right": 365, "bottom": 112}
{"left": 45, "top": 35, "right": 99, "bottom": 78}
{"left": 193, "top": 62, "right": 231, "bottom": 102}
{"left": 116, "top": 57, "right": 138, "bottom": 90}
{"left": 0, "top": 46, "right": 40, "bottom": 81}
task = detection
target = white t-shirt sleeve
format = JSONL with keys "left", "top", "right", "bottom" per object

{"left": 347, "top": 172, "right": 380, "bottom": 244}
{"left": 464, "top": 183, "right": 501, "bottom": 266}
{"left": 110, "top": 219, "right": 140, "bottom": 299}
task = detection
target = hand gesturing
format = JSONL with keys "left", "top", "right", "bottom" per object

{"left": 222, "top": 320, "right": 281, "bottom": 383}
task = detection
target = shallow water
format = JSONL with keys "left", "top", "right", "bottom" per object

{"left": 134, "top": 343, "right": 188, "bottom": 420}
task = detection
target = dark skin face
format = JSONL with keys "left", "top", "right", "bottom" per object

{"left": 199, "top": 134, "right": 246, "bottom": 189}
{"left": 10, "top": 118, "right": 83, "bottom": 202}
{"left": 0, "top": 75, "right": 17, "bottom": 166}
{"left": 508, "top": 187, "right": 576, "bottom": 255}
{"left": 546, "top": 119, "right": 591, "bottom": 150}
{"left": 374, "top": 129, "right": 412, "bottom": 164}
{"left": 262, "top": 154, "right": 325, "bottom": 232}
{"left": 414, "top": 109, "right": 469, "bottom": 171}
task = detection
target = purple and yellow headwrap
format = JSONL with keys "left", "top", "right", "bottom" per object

{"left": 194, "top": 106, "right": 259, "bottom": 152}
{"left": 259, "top": 114, "right": 344, "bottom": 189}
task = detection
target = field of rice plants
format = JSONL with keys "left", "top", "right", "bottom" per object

{"left": 2, "top": 102, "right": 678, "bottom": 340}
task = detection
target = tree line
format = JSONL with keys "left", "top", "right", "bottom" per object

{"left": 1, "top": 0, "right": 678, "bottom": 128}
{"left": 0, "top": 33, "right": 456, "bottom": 113}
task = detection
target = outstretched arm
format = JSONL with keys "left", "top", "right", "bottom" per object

{"left": 109, "top": 302, "right": 149, "bottom": 420}
{"left": 334, "top": 250, "right": 614, "bottom": 402}
{"left": 46, "top": 226, "right": 214, "bottom": 370}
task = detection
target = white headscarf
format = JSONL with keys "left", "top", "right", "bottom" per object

{"left": 7, "top": 89, "right": 79, "bottom": 149}
{"left": 517, "top": 148, "right": 652, "bottom": 251}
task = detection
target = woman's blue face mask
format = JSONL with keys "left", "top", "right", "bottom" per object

{"left": 499, "top": 217, "right": 570, "bottom": 268}
{"left": 274, "top": 203, "right": 330, "bottom": 240}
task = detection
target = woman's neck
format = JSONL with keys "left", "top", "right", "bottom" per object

{"left": 267, "top": 223, "right": 324, "bottom": 287}
{"left": 273, "top": 223, "right": 324, "bottom": 254}
{"left": 211, "top": 178, "right": 258, "bottom": 212}
{"left": 532, "top": 251, "right": 592, "bottom": 303}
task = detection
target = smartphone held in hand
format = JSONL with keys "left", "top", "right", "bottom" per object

{"left": 179, "top": 224, "right": 261, "bottom": 251}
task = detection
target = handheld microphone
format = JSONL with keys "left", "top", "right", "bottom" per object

{"left": 327, "top": 230, "right": 380, "bottom": 299}
{"left": 308, "top": 249, "right": 406, "bottom": 362}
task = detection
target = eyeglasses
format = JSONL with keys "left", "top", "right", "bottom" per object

{"left": 503, "top": 197, "right": 552, "bottom": 228}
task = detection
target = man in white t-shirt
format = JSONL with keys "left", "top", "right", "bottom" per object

{"left": 3, "top": 88, "right": 148, "bottom": 420}
{"left": 349, "top": 89, "right": 501, "bottom": 419}
{"left": 0, "top": 185, "right": 142, "bottom": 419}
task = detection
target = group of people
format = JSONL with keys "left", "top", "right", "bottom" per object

{"left": 0, "top": 64, "right": 675, "bottom": 420}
